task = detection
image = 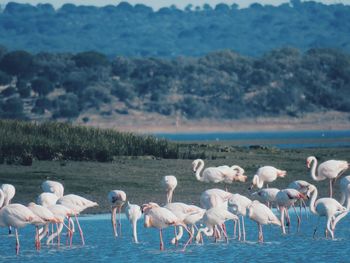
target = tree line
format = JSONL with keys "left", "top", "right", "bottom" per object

{"left": 0, "top": 1, "right": 349, "bottom": 57}
{"left": 0, "top": 47, "right": 349, "bottom": 121}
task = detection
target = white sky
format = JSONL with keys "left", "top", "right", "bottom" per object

{"left": 0, "top": 0, "right": 349, "bottom": 10}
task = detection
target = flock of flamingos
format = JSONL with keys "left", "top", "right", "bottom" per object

{"left": 1, "top": 155, "right": 350, "bottom": 254}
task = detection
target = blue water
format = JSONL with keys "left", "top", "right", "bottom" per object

{"left": 1, "top": 212, "right": 349, "bottom": 262}
{"left": 154, "top": 130, "right": 350, "bottom": 148}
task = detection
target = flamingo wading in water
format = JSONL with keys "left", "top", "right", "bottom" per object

{"left": 125, "top": 201, "right": 142, "bottom": 243}
{"left": 108, "top": 190, "right": 126, "bottom": 237}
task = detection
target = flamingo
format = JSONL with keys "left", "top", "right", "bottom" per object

{"left": 161, "top": 175, "right": 177, "bottom": 204}
{"left": 246, "top": 200, "right": 281, "bottom": 243}
{"left": 227, "top": 193, "right": 252, "bottom": 241}
{"left": 125, "top": 201, "right": 142, "bottom": 243}
{"left": 46, "top": 204, "right": 75, "bottom": 246}
{"left": 196, "top": 207, "right": 238, "bottom": 244}
{"left": 57, "top": 194, "right": 98, "bottom": 245}
{"left": 275, "top": 189, "right": 305, "bottom": 234}
{"left": 200, "top": 188, "right": 233, "bottom": 209}
{"left": 0, "top": 190, "right": 44, "bottom": 254}
{"left": 339, "top": 176, "right": 350, "bottom": 207}
{"left": 306, "top": 156, "right": 349, "bottom": 197}
{"left": 307, "top": 184, "right": 348, "bottom": 239}
{"left": 248, "top": 166, "right": 286, "bottom": 190}
{"left": 41, "top": 180, "right": 64, "bottom": 198}
{"left": 27, "top": 202, "right": 58, "bottom": 250}
{"left": 251, "top": 188, "right": 280, "bottom": 208}
{"left": 108, "top": 190, "right": 126, "bottom": 237}
{"left": 192, "top": 159, "right": 247, "bottom": 187}
{"left": 0, "top": 184, "right": 16, "bottom": 234}
{"left": 142, "top": 202, "right": 192, "bottom": 251}
{"left": 288, "top": 180, "right": 312, "bottom": 216}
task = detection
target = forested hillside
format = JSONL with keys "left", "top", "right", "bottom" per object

{"left": 0, "top": 47, "right": 349, "bottom": 122}
{"left": 0, "top": 1, "right": 349, "bottom": 57}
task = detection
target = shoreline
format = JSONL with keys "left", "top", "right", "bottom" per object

{"left": 81, "top": 111, "right": 350, "bottom": 134}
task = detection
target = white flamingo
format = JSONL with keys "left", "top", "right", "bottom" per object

{"left": 307, "top": 184, "right": 348, "bottom": 239}
{"left": 227, "top": 193, "right": 252, "bottom": 241}
{"left": 0, "top": 190, "right": 44, "bottom": 254}
{"left": 142, "top": 202, "right": 192, "bottom": 251}
{"left": 57, "top": 194, "right": 98, "bottom": 245}
{"left": 196, "top": 207, "right": 238, "bottom": 244}
{"left": 249, "top": 166, "right": 286, "bottom": 190}
{"left": 41, "top": 180, "right": 64, "bottom": 198}
{"left": 339, "top": 176, "right": 350, "bottom": 207}
{"left": 108, "top": 190, "right": 126, "bottom": 237}
{"left": 125, "top": 201, "right": 142, "bottom": 243}
{"left": 275, "top": 189, "right": 305, "bottom": 234}
{"left": 192, "top": 159, "right": 247, "bottom": 187}
{"left": 251, "top": 188, "right": 280, "bottom": 208}
{"left": 307, "top": 156, "right": 349, "bottom": 197}
{"left": 246, "top": 200, "right": 281, "bottom": 243}
{"left": 0, "top": 184, "right": 16, "bottom": 234}
{"left": 161, "top": 175, "right": 177, "bottom": 204}
{"left": 200, "top": 188, "right": 232, "bottom": 209}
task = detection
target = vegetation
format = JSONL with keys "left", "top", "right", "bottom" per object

{"left": 0, "top": 47, "right": 349, "bottom": 121}
{"left": 0, "top": 1, "right": 350, "bottom": 57}
{"left": 0, "top": 120, "right": 181, "bottom": 162}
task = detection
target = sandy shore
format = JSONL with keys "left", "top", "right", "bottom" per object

{"left": 80, "top": 110, "right": 350, "bottom": 134}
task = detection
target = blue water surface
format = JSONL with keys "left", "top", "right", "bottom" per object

{"left": 0, "top": 211, "right": 349, "bottom": 262}
{"left": 154, "top": 130, "right": 350, "bottom": 148}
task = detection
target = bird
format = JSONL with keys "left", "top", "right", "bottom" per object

{"left": 246, "top": 200, "right": 281, "bottom": 243}
{"left": 108, "top": 190, "right": 127, "bottom": 237}
{"left": 125, "top": 201, "right": 142, "bottom": 243}
{"left": 164, "top": 202, "right": 203, "bottom": 245}
{"left": 275, "top": 189, "right": 306, "bottom": 234}
{"left": 227, "top": 193, "right": 252, "bottom": 241}
{"left": 37, "top": 192, "right": 59, "bottom": 207}
{"left": 339, "top": 176, "right": 350, "bottom": 207}
{"left": 41, "top": 180, "right": 64, "bottom": 198}
{"left": 57, "top": 194, "right": 98, "bottom": 245}
{"left": 288, "top": 180, "right": 312, "bottom": 216}
{"left": 249, "top": 166, "right": 286, "bottom": 190}
{"left": 142, "top": 202, "right": 192, "bottom": 251}
{"left": 307, "top": 184, "right": 348, "bottom": 239}
{"left": 0, "top": 184, "right": 16, "bottom": 234}
{"left": 250, "top": 188, "right": 280, "bottom": 208}
{"left": 195, "top": 207, "right": 238, "bottom": 244}
{"left": 0, "top": 190, "right": 44, "bottom": 254}
{"left": 306, "top": 156, "right": 349, "bottom": 198}
{"left": 27, "top": 202, "right": 58, "bottom": 250}
{"left": 161, "top": 175, "right": 177, "bottom": 204}
{"left": 192, "top": 159, "right": 247, "bottom": 186}
{"left": 200, "top": 188, "right": 233, "bottom": 209}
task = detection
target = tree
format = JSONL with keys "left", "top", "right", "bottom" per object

{"left": 1, "top": 97, "right": 24, "bottom": 118}
{"left": 72, "top": 51, "right": 109, "bottom": 68}
{"left": 0, "top": 51, "right": 33, "bottom": 76}
{"left": 31, "top": 77, "right": 53, "bottom": 96}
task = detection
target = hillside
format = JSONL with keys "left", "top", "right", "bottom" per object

{"left": 0, "top": 47, "right": 350, "bottom": 131}
{"left": 0, "top": 1, "right": 350, "bottom": 57}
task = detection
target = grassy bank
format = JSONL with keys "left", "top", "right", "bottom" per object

{"left": 1, "top": 146, "right": 349, "bottom": 213}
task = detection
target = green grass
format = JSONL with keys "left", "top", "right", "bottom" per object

{"left": 1, "top": 146, "right": 349, "bottom": 214}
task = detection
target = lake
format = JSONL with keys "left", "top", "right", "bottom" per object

{"left": 154, "top": 130, "right": 350, "bottom": 148}
{"left": 1, "top": 211, "right": 349, "bottom": 262}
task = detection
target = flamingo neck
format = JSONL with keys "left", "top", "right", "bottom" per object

{"left": 253, "top": 175, "right": 264, "bottom": 189}
{"left": 309, "top": 157, "right": 322, "bottom": 181}
{"left": 195, "top": 160, "right": 205, "bottom": 182}
{"left": 132, "top": 219, "right": 139, "bottom": 243}
{"left": 309, "top": 187, "right": 318, "bottom": 215}
{"left": 0, "top": 190, "right": 4, "bottom": 208}
{"left": 200, "top": 226, "right": 214, "bottom": 237}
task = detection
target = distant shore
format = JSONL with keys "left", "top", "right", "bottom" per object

{"left": 81, "top": 111, "right": 350, "bottom": 134}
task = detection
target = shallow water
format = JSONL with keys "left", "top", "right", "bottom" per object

{"left": 0, "top": 211, "right": 349, "bottom": 262}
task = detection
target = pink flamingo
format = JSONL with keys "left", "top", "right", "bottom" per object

{"left": 161, "top": 175, "right": 177, "bottom": 204}
{"left": 249, "top": 166, "right": 286, "bottom": 190}
{"left": 108, "top": 190, "right": 126, "bottom": 237}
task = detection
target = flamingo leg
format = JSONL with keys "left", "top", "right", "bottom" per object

{"left": 241, "top": 216, "right": 246, "bottom": 242}
{"left": 280, "top": 207, "right": 286, "bottom": 234}
{"left": 292, "top": 205, "right": 301, "bottom": 232}
{"left": 56, "top": 223, "right": 60, "bottom": 247}
{"left": 326, "top": 217, "right": 334, "bottom": 239}
{"left": 118, "top": 206, "right": 122, "bottom": 237}
{"left": 220, "top": 224, "right": 228, "bottom": 243}
{"left": 237, "top": 217, "right": 241, "bottom": 241}
{"left": 74, "top": 214, "right": 85, "bottom": 245}
{"left": 111, "top": 207, "right": 117, "bottom": 237}
{"left": 159, "top": 229, "right": 164, "bottom": 251}
{"left": 181, "top": 224, "right": 193, "bottom": 251}
{"left": 258, "top": 224, "right": 263, "bottom": 243}
{"left": 313, "top": 216, "right": 320, "bottom": 239}
{"left": 8, "top": 226, "right": 12, "bottom": 235}
{"left": 233, "top": 220, "right": 237, "bottom": 239}
{"left": 173, "top": 226, "right": 178, "bottom": 246}
{"left": 285, "top": 210, "right": 291, "bottom": 233}
{"left": 15, "top": 228, "right": 20, "bottom": 255}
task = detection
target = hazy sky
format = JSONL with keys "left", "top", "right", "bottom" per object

{"left": 0, "top": 0, "right": 349, "bottom": 10}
